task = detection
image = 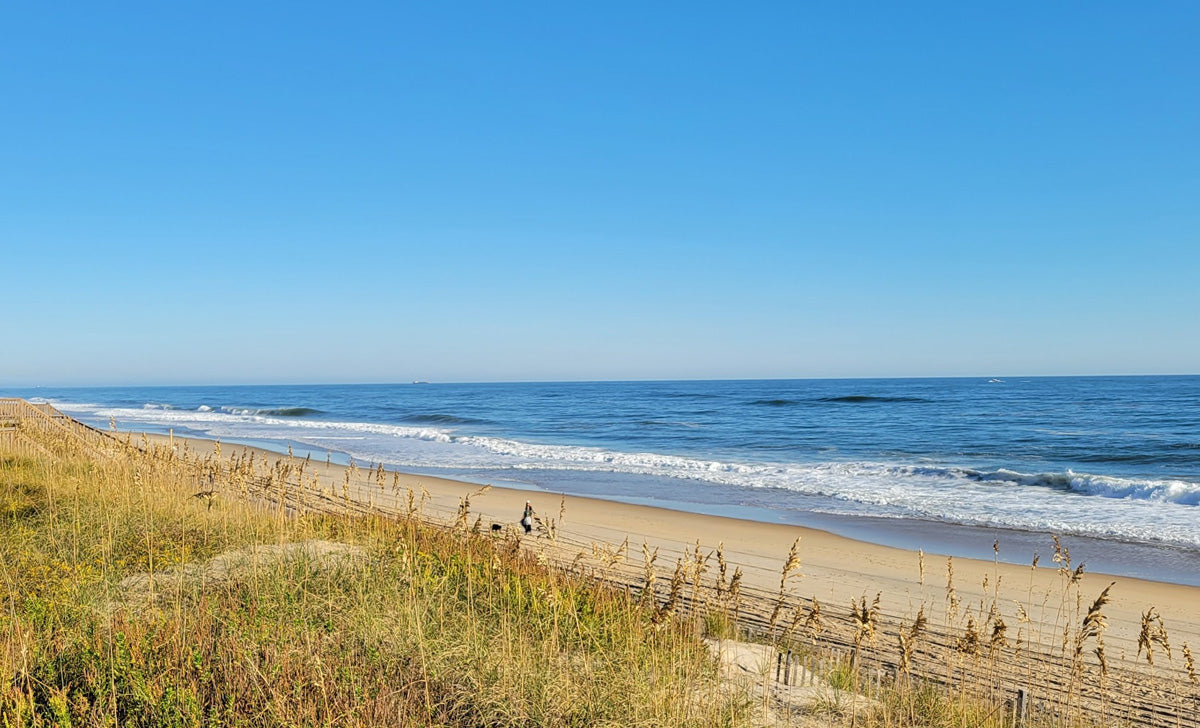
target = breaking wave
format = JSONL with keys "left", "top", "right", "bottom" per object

{"left": 224, "top": 407, "right": 324, "bottom": 417}
{"left": 146, "top": 403, "right": 322, "bottom": 417}
{"left": 971, "top": 468, "right": 1200, "bottom": 505}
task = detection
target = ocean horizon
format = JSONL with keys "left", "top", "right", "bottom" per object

{"left": 9, "top": 375, "right": 1200, "bottom": 585}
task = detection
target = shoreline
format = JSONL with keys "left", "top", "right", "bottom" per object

{"left": 133, "top": 428, "right": 1200, "bottom": 664}
{"left": 153, "top": 425, "right": 1200, "bottom": 589}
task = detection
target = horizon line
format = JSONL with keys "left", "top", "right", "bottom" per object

{"left": 4, "top": 371, "right": 1199, "bottom": 389}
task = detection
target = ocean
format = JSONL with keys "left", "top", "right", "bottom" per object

{"left": 10, "top": 376, "right": 1200, "bottom": 584}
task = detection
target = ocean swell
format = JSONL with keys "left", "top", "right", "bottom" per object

{"left": 750, "top": 395, "right": 932, "bottom": 406}
{"left": 817, "top": 395, "right": 932, "bottom": 404}
{"left": 399, "top": 413, "right": 490, "bottom": 425}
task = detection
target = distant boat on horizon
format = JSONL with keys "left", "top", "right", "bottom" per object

{"left": 412, "top": 380, "right": 430, "bottom": 385}
{"left": 988, "top": 378, "right": 1004, "bottom": 383}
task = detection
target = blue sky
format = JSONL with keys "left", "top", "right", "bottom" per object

{"left": 2, "top": 2, "right": 1197, "bottom": 385}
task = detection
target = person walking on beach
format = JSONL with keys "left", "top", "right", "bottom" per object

{"left": 521, "top": 500, "right": 534, "bottom": 535}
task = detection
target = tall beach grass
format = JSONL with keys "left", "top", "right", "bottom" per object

{"left": 3, "top": 405, "right": 1198, "bottom": 727}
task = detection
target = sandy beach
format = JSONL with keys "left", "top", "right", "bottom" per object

{"left": 141, "top": 430, "right": 1200, "bottom": 672}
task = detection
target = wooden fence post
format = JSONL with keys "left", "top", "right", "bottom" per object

{"left": 1014, "top": 688, "right": 1027, "bottom": 727}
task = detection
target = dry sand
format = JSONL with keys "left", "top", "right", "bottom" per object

{"left": 141, "top": 430, "right": 1200, "bottom": 668}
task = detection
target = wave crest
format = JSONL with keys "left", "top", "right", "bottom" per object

{"left": 971, "top": 469, "right": 1200, "bottom": 505}
{"left": 218, "top": 406, "right": 324, "bottom": 417}
{"left": 399, "top": 413, "right": 489, "bottom": 425}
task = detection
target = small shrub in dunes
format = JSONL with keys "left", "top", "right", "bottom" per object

{"left": 703, "top": 609, "right": 739, "bottom": 641}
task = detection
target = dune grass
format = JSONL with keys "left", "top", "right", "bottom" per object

{"left": 3, "top": 415, "right": 1196, "bottom": 727}
{"left": 0, "top": 449, "right": 748, "bottom": 727}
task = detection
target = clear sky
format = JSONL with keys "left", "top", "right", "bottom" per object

{"left": 2, "top": 3, "right": 1198, "bottom": 386}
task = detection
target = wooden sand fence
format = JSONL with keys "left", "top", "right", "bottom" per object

{"left": 3, "top": 399, "right": 1198, "bottom": 727}
{"left": 0, "top": 398, "right": 122, "bottom": 459}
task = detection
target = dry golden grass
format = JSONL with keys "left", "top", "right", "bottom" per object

{"left": 0, "top": 433, "right": 753, "bottom": 727}
{"left": 4, "top": 402, "right": 1198, "bottom": 727}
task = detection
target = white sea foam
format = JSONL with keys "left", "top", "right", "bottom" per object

{"left": 49, "top": 400, "right": 1200, "bottom": 550}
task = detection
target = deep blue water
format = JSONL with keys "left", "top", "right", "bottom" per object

{"left": 9, "top": 377, "right": 1200, "bottom": 582}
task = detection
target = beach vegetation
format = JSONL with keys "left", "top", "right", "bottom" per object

{"left": 0, "top": 440, "right": 748, "bottom": 727}
{"left": 702, "top": 609, "right": 739, "bottom": 641}
{"left": 3, "top": 404, "right": 1197, "bottom": 728}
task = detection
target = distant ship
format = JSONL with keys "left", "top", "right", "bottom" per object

{"left": 987, "top": 378, "right": 1004, "bottom": 383}
{"left": 412, "top": 381, "right": 430, "bottom": 385}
